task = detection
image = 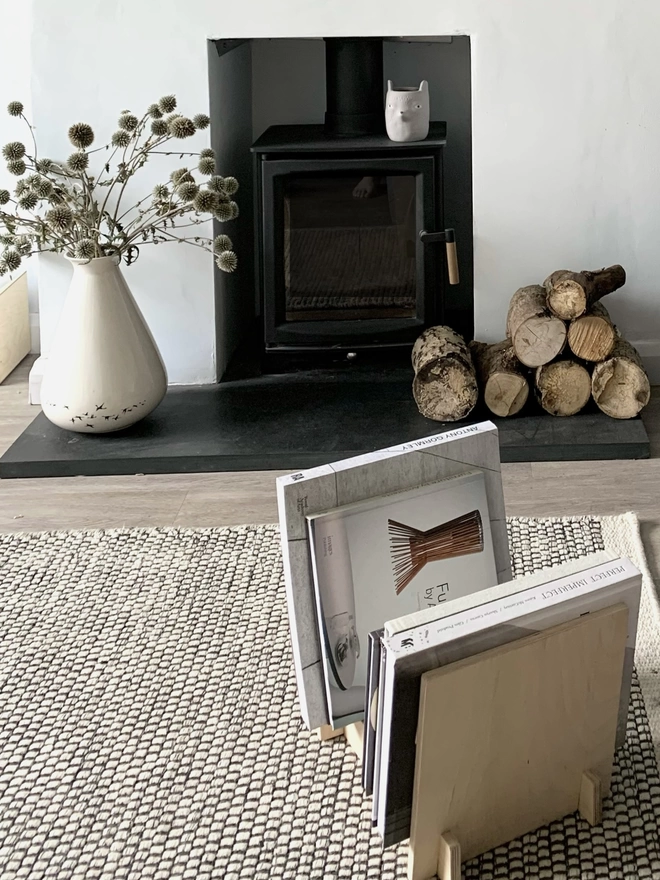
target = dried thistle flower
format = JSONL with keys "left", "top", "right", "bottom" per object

{"left": 213, "top": 234, "right": 233, "bottom": 254}
{"left": 216, "top": 250, "right": 237, "bottom": 273}
{"left": 168, "top": 116, "right": 196, "bottom": 139}
{"left": 198, "top": 157, "right": 215, "bottom": 176}
{"left": 119, "top": 113, "right": 139, "bottom": 132}
{"left": 150, "top": 119, "right": 168, "bottom": 137}
{"left": 214, "top": 202, "right": 233, "bottom": 222}
{"left": 0, "top": 260, "right": 7, "bottom": 276}
{"left": 48, "top": 187, "right": 66, "bottom": 205}
{"left": 158, "top": 95, "right": 177, "bottom": 114}
{"left": 7, "top": 101, "right": 24, "bottom": 117}
{"left": 26, "top": 173, "right": 41, "bottom": 187}
{"left": 199, "top": 147, "right": 215, "bottom": 159}
{"left": 170, "top": 168, "right": 191, "bottom": 184}
{"left": 3, "top": 141, "right": 26, "bottom": 161}
{"left": 176, "top": 181, "right": 199, "bottom": 201}
{"left": 152, "top": 184, "right": 169, "bottom": 200}
{"left": 33, "top": 177, "right": 53, "bottom": 198}
{"left": 68, "top": 123, "right": 94, "bottom": 149}
{"left": 46, "top": 205, "right": 74, "bottom": 231}
{"left": 67, "top": 152, "right": 90, "bottom": 172}
{"left": 14, "top": 180, "right": 29, "bottom": 197}
{"left": 0, "top": 189, "right": 9, "bottom": 205}
{"left": 207, "top": 175, "right": 226, "bottom": 193}
{"left": 15, "top": 235, "right": 33, "bottom": 255}
{"left": 193, "top": 190, "right": 218, "bottom": 213}
{"left": 111, "top": 130, "right": 131, "bottom": 148}
{"left": 147, "top": 104, "right": 162, "bottom": 119}
{"left": 3, "top": 250, "right": 21, "bottom": 272}
{"left": 35, "top": 158, "right": 53, "bottom": 174}
{"left": 7, "top": 159, "right": 26, "bottom": 176}
{"left": 223, "top": 176, "right": 239, "bottom": 196}
{"left": 229, "top": 201, "right": 239, "bottom": 219}
{"left": 74, "top": 239, "right": 96, "bottom": 259}
{"left": 193, "top": 114, "right": 210, "bottom": 130}
{"left": 18, "top": 191, "right": 38, "bottom": 210}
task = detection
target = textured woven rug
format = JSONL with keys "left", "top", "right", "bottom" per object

{"left": 1, "top": 515, "right": 659, "bottom": 880}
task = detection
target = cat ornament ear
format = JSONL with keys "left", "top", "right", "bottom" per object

{"left": 419, "top": 80, "right": 428, "bottom": 92}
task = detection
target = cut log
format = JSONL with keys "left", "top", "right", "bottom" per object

{"left": 591, "top": 338, "right": 650, "bottom": 419}
{"left": 567, "top": 302, "right": 618, "bottom": 362}
{"left": 412, "top": 326, "right": 478, "bottom": 422}
{"left": 535, "top": 359, "right": 591, "bottom": 416}
{"left": 469, "top": 339, "right": 530, "bottom": 417}
{"left": 506, "top": 285, "right": 567, "bottom": 368}
{"left": 544, "top": 265, "right": 626, "bottom": 320}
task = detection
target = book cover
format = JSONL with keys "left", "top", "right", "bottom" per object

{"left": 307, "top": 470, "right": 497, "bottom": 727}
{"left": 276, "top": 420, "right": 510, "bottom": 730}
{"left": 376, "top": 556, "right": 642, "bottom": 846}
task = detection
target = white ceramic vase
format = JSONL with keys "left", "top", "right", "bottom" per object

{"left": 40, "top": 257, "right": 167, "bottom": 433}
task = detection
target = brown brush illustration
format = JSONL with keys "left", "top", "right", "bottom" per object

{"left": 388, "top": 510, "right": 484, "bottom": 595}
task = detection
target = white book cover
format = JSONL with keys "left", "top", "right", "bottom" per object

{"left": 276, "top": 419, "right": 510, "bottom": 730}
{"left": 307, "top": 470, "right": 497, "bottom": 728}
{"left": 376, "top": 556, "right": 642, "bottom": 846}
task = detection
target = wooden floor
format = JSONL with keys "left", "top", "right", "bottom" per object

{"left": 2, "top": 355, "right": 660, "bottom": 579}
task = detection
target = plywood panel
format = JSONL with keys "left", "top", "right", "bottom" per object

{"left": 0, "top": 273, "right": 30, "bottom": 384}
{"left": 408, "top": 604, "right": 628, "bottom": 880}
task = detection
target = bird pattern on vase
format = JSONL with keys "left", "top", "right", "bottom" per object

{"left": 42, "top": 400, "right": 150, "bottom": 431}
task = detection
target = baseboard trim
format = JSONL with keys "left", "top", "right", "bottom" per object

{"left": 28, "top": 355, "right": 45, "bottom": 406}
{"left": 629, "top": 340, "right": 660, "bottom": 385}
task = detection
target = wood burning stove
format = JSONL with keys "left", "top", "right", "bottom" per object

{"left": 252, "top": 123, "right": 457, "bottom": 357}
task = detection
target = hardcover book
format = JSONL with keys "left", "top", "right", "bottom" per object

{"left": 374, "top": 553, "right": 642, "bottom": 846}
{"left": 276, "top": 420, "right": 511, "bottom": 729}
{"left": 307, "top": 471, "right": 497, "bottom": 727}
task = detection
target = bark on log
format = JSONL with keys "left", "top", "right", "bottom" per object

{"left": 469, "top": 339, "right": 530, "bottom": 417}
{"left": 591, "top": 338, "right": 650, "bottom": 419}
{"left": 506, "top": 285, "right": 567, "bottom": 368}
{"left": 567, "top": 302, "right": 618, "bottom": 362}
{"left": 412, "top": 326, "right": 478, "bottom": 422}
{"left": 535, "top": 359, "right": 592, "bottom": 417}
{"left": 544, "top": 265, "right": 626, "bottom": 320}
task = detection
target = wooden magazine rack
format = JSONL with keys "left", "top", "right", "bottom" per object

{"left": 321, "top": 603, "right": 628, "bottom": 880}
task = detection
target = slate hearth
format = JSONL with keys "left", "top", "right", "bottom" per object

{"left": 0, "top": 366, "right": 649, "bottom": 478}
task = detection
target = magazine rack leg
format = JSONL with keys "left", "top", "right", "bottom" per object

{"left": 579, "top": 770, "right": 603, "bottom": 826}
{"left": 317, "top": 722, "right": 364, "bottom": 763}
{"left": 437, "top": 832, "right": 461, "bottom": 880}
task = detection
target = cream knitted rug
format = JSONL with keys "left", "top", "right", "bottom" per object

{"left": 0, "top": 515, "right": 659, "bottom": 880}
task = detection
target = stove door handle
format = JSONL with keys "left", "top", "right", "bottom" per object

{"left": 419, "top": 227, "right": 460, "bottom": 286}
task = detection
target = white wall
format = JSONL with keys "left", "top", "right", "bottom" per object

{"left": 24, "top": 0, "right": 660, "bottom": 381}
{"left": 0, "top": 0, "right": 39, "bottom": 352}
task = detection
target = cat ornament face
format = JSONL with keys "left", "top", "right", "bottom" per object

{"left": 385, "top": 80, "right": 430, "bottom": 143}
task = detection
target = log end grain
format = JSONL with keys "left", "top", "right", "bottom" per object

{"left": 535, "top": 360, "right": 591, "bottom": 416}
{"left": 567, "top": 312, "right": 617, "bottom": 362}
{"left": 513, "top": 316, "right": 567, "bottom": 367}
{"left": 592, "top": 359, "right": 650, "bottom": 419}
{"left": 412, "top": 363, "right": 478, "bottom": 422}
{"left": 546, "top": 281, "right": 587, "bottom": 320}
{"left": 484, "top": 373, "right": 529, "bottom": 418}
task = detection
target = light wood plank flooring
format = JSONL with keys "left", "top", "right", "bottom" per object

{"left": 2, "top": 356, "right": 659, "bottom": 581}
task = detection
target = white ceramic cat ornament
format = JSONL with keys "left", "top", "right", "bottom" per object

{"left": 385, "top": 80, "right": 430, "bottom": 143}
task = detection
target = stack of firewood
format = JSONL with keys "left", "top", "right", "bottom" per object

{"left": 412, "top": 264, "right": 651, "bottom": 422}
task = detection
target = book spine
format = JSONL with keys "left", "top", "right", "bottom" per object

{"left": 275, "top": 422, "right": 496, "bottom": 487}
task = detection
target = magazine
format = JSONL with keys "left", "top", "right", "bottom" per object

{"left": 276, "top": 420, "right": 510, "bottom": 730}
{"left": 362, "top": 629, "right": 383, "bottom": 796}
{"left": 307, "top": 470, "right": 497, "bottom": 727}
{"left": 375, "top": 554, "right": 642, "bottom": 846}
